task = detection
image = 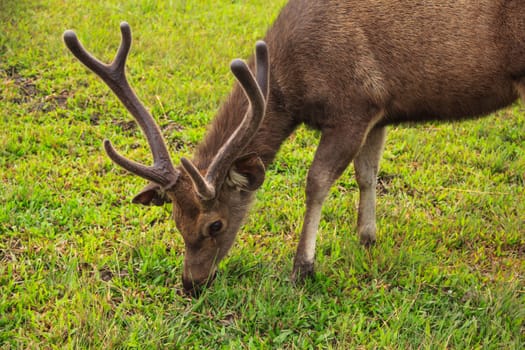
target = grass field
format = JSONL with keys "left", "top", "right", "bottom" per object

{"left": 1, "top": 0, "right": 524, "bottom": 348}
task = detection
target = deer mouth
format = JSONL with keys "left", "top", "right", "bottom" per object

{"left": 182, "top": 270, "right": 217, "bottom": 297}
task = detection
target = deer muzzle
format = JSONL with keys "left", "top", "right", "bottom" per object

{"left": 182, "top": 270, "right": 217, "bottom": 296}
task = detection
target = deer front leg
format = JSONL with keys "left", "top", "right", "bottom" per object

{"left": 291, "top": 124, "right": 369, "bottom": 282}
{"left": 354, "top": 126, "right": 386, "bottom": 246}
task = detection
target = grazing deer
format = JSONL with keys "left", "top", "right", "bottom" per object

{"left": 64, "top": 1, "right": 524, "bottom": 295}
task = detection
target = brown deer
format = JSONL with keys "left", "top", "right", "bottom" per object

{"left": 64, "top": 1, "right": 525, "bottom": 295}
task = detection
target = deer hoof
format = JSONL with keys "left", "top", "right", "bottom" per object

{"left": 360, "top": 236, "right": 376, "bottom": 247}
{"left": 291, "top": 261, "right": 315, "bottom": 284}
{"left": 359, "top": 226, "right": 377, "bottom": 247}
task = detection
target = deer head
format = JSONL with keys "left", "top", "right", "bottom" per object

{"left": 63, "top": 22, "right": 269, "bottom": 295}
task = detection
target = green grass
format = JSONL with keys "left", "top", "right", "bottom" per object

{"left": 1, "top": 0, "right": 524, "bottom": 348}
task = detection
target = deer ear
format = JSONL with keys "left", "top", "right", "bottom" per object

{"left": 132, "top": 183, "right": 172, "bottom": 206}
{"left": 227, "top": 153, "right": 265, "bottom": 192}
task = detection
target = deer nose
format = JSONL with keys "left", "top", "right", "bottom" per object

{"left": 182, "top": 271, "right": 217, "bottom": 296}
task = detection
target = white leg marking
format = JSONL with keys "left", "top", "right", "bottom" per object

{"left": 298, "top": 201, "right": 323, "bottom": 263}
{"left": 354, "top": 126, "right": 386, "bottom": 244}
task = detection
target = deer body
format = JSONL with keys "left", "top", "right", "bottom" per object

{"left": 65, "top": 0, "right": 525, "bottom": 294}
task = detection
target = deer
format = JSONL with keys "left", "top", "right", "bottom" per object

{"left": 64, "top": 0, "right": 525, "bottom": 295}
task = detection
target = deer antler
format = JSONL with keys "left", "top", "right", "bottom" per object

{"left": 181, "top": 41, "right": 270, "bottom": 200}
{"left": 63, "top": 22, "right": 179, "bottom": 188}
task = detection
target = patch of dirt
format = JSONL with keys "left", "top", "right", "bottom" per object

{"left": 112, "top": 119, "right": 137, "bottom": 132}
{"left": 3, "top": 68, "right": 72, "bottom": 112}
{"left": 165, "top": 136, "right": 187, "bottom": 151}
{"left": 89, "top": 112, "right": 101, "bottom": 125}
{"left": 98, "top": 266, "right": 129, "bottom": 282}
{"left": 163, "top": 122, "right": 188, "bottom": 151}
{"left": 0, "top": 236, "right": 24, "bottom": 263}
{"left": 8, "top": 74, "right": 39, "bottom": 104}
{"left": 99, "top": 267, "right": 114, "bottom": 282}
{"left": 376, "top": 173, "right": 397, "bottom": 195}
{"left": 30, "top": 90, "right": 71, "bottom": 113}
{"left": 162, "top": 121, "right": 185, "bottom": 133}
{"left": 3, "top": 65, "right": 20, "bottom": 78}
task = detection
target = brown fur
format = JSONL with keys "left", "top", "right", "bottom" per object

{"left": 198, "top": 0, "right": 525, "bottom": 166}
{"left": 179, "top": 0, "right": 525, "bottom": 291}
{"left": 66, "top": 0, "right": 525, "bottom": 295}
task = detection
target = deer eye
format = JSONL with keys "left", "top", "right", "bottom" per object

{"left": 208, "top": 220, "right": 223, "bottom": 236}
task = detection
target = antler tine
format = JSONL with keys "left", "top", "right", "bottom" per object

{"left": 201, "top": 42, "right": 269, "bottom": 195}
{"left": 104, "top": 139, "right": 177, "bottom": 186}
{"left": 180, "top": 158, "right": 216, "bottom": 200}
{"left": 63, "top": 22, "right": 179, "bottom": 187}
{"left": 181, "top": 42, "right": 269, "bottom": 199}
{"left": 255, "top": 41, "right": 269, "bottom": 100}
